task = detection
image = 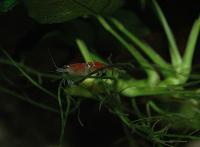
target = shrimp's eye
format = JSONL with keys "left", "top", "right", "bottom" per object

{"left": 63, "top": 65, "right": 70, "bottom": 69}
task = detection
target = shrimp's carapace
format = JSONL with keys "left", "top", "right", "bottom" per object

{"left": 57, "top": 62, "right": 106, "bottom": 76}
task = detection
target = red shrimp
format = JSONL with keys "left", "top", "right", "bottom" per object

{"left": 56, "top": 62, "right": 106, "bottom": 76}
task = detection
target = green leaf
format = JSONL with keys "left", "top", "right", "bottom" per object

{"left": 22, "top": 0, "right": 124, "bottom": 23}
{"left": 0, "top": 0, "right": 17, "bottom": 12}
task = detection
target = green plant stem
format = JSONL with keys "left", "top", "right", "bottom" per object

{"left": 122, "top": 124, "right": 138, "bottom": 147}
{"left": 90, "top": 52, "right": 107, "bottom": 63}
{"left": 65, "top": 77, "right": 172, "bottom": 98}
{"left": 1, "top": 49, "right": 57, "bottom": 98}
{"left": 57, "top": 81, "right": 65, "bottom": 146}
{"left": 0, "top": 58, "right": 60, "bottom": 79}
{"left": 58, "top": 81, "right": 71, "bottom": 147}
{"left": 164, "top": 134, "right": 200, "bottom": 140}
{"left": 119, "top": 82, "right": 169, "bottom": 97}
{"left": 147, "top": 101, "right": 165, "bottom": 115}
{"left": 114, "top": 110, "right": 156, "bottom": 142}
{"left": 58, "top": 81, "right": 64, "bottom": 127}
{"left": 131, "top": 98, "right": 143, "bottom": 118}
{"left": 111, "top": 18, "right": 170, "bottom": 73}
{"left": 0, "top": 86, "right": 57, "bottom": 112}
{"left": 76, "top": 38, "right": 93, "bottom": 62}
{"left": 152, "top": 0, "right": 182, "bottom": 67}
{"left": 182, "top": 15, "right": 200, "bottom": 70}
{"left": 97, "top": 16, "right": 159, "bottom": 84}
{"left": 97, "top": 16, "right": 148, "bottom": 67}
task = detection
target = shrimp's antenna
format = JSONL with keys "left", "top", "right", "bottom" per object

{"left": 48, "top": 48, "right": 59, "bottom": 69}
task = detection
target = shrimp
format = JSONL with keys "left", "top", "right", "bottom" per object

{"left": 56, "top": 62, "right": 106, "bottom": 76}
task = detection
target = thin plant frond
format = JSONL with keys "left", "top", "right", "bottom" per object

{"left": 111, "top": 18, "right": 171, "bottom": 73}
{"left": 182, "top": 15, "right": 200, "bottom": 69}
{"left": 97, "top": 16, "right": 159, "bottom": 83}
{"left": 0, "top": 85, "right": 57, "bottom": 112}
{"left": 152, "top": 0, "right": 182, "bottom": 67}
{"left": 1, "top": 49, "right": 57, "bottom": 98}
{"left": 76, "top": 38, "right": 93, "bottom": 62}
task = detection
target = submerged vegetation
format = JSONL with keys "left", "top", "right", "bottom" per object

{"left": 0, "top": 0, "right": 200, "bottom": 147}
